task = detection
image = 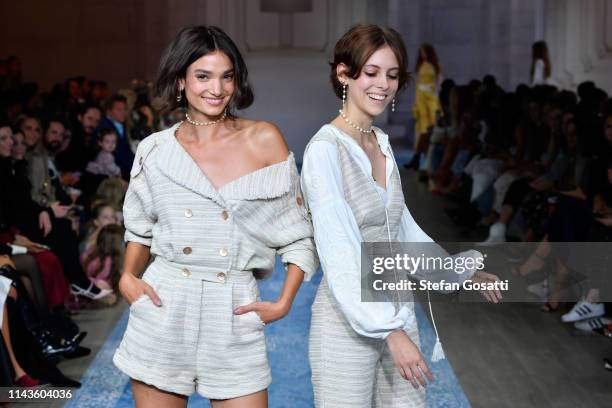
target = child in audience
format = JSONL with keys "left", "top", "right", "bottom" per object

{"left": 82, "top": 201, "right": 118, "bottom": 252}
{"left": 85, "top": 129, "right": 121, "bottom": 177}
{"left": 81, "top": 224, "right": 124, "bottom": 305}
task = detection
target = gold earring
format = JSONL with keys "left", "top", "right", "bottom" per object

{"left": 176, "top": 88, "right": 183, "bottom": 102}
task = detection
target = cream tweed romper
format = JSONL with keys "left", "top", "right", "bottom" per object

{"left": 113, "top": 122, "right": 318, "bottom": 399}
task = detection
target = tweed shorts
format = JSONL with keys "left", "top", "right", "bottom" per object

{"left": 113, "top": 258, "right": 271, "bottom": 399}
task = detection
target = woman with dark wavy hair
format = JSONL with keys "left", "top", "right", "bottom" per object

{"left": 113, "top": 26, "right": 317, "bottom": 407}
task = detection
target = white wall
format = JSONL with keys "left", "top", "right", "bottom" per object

{"left": 544, "top": 0, "right": 612, "bottom": 94}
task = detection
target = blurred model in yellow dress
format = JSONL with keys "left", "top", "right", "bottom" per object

{"left": 407, "top": 43, "right": 441, "bottom": 172}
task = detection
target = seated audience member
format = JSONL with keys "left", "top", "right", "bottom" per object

{"left": 56, "top": 103, "right": 102, "bottom": 173}
{"left": 86, "top": 128, "right": 121, "bottom": 177}
{"left": 98, "top": 94, "right": 134, "bottom": 179}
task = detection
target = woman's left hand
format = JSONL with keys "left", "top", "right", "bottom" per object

{"left": 233, "top": 300, "right": 290, "bottom": 325}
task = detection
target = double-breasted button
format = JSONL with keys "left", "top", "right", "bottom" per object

{"left": 217, "top": 272, "right": 226, "bottom": 282}
{"left": 219, "top": 248, "right": 229, "bottom": 257}
{"left": 221, "top": 210, "right": 229, "bottom": 220}
{"left": 183, "top": 247, "right": 192, "bottom": 255}
{"left": 181, "top": 268, "right": 191, "bottom": 277}
{"left": 184, "top": 208, "right": 193, "bottom": 218}
{"left": 296, "top": 196, "right": 304, "bottom": 206}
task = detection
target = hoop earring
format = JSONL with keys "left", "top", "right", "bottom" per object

{"left": 342, "top": 83, "right": 347, "bottom": 107}
{"left": 391, "top": 98, "right": 396, "bottom": 112}
{"left": 176, "top": 88, "right": 183, "bottom": 103}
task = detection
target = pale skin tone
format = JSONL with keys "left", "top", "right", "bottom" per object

{"left": 333, "top": 45, "right": 503, "bottom": 389}
{"left": 119, "top": 50, "right": 304, "bottom": 408}
{"left": 99, "top": 132, "right": 118, "bottom": 153}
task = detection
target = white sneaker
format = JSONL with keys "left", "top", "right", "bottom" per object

{"left": 561, "top": 300, "right": 605, "bottom": 322}
{"left": 527, "top": 279, "right": 549, "bottom": 302}
{"left": 477, "top": 222, "right": 506, "bottom": 246}
{"left": 574, "top": 317, "right": 611, "bottom": 332}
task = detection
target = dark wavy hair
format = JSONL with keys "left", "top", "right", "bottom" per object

{"left": 153, "top": 26, "right": 254, "bottom": 117}
{"left": 330, "top": 24, "right": 410, "bottom": 99}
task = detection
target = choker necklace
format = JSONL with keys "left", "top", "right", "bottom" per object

{"left": 185, "top": 110, "right": 227, "bottom": 126}
{"left": 338, "top": 109, "right": 372, "bottom": 134}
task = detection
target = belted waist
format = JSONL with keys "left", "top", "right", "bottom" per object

{"left": 151, "top": 257, "right": 255, "bottom": 284}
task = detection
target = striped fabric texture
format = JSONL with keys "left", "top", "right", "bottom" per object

{"left": 113, "top": 122, "right": 318, "bottom": 399}
{"left": 303, "top": 127, "right": 426, "bottom": 407}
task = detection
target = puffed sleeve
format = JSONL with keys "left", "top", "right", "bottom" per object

{"left": 123, "top": 141, "right": 156, "bottom": 246}
{"left": 302, "top": 141, "right": 413, "bottom": 340}
{"left": 399, "top": 205, "right": 483, "bottom": 291}
{"left": 274, "top": 161, "right": 319, "bottom": 281}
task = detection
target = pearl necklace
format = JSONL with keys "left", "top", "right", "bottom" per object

{"left": 338, "top": 109, "right": 372, "bottom": 134}
{"left": 185, "top": 110, "right": 227, "bottom": 126}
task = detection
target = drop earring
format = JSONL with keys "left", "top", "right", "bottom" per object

{"left": 391, "top": 98, "right": 396, "bottom": 112}
{"left": 342, "top": 82, "right": 347, "bottom": 107}
{"left": 176, "top": 87, "right": 183, "bottom": 103}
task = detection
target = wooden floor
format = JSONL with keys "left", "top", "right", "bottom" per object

{"left": 402, "top": 168, "right": 612, "bottom": 408}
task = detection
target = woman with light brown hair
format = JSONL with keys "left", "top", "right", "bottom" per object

{"left": 302, "top": 24, "right": 501, "bottom": 408}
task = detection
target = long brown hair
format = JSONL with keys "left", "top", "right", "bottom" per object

{"left": 83, "top": 224, "right": 125, "bottom": 290}
{"left": 415, "top": 43, "right": 440, "bottom": 76}
{"left": 530, "top": 40, "right": 551, "bottom": 79}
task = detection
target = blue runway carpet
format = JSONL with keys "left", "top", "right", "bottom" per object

{"left": 65, "top": 258, "right": 470, "bottom": 407}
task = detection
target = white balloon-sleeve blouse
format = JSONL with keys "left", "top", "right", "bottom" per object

{"left": 301, "top": 124, "right": 482, "bottom": 340}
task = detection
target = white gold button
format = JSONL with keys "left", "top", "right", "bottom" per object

{"left": 221, "top": 211, "right": 229, "bottom": 220}
{"left": 219, "top": 248, "right": 228, "bottom": 257}
{"left": 217, "top": 272, "right": 226, "bottom": 282}
{"left": 181, "top": 268, "right": 191, "bottom": 277}
{"left": 184, "top": 209, "right": 193, "bottom": 218}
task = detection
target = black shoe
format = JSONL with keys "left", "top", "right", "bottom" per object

{"left": 64, "top": 346, "right": 91, "bottom": 359}
{"left": 41, "top": 310, "right": 81, "bottom": 341}
{"left": 33, "top": 329, "right": 78, "bottom": 359}
{"left": 42, "top": 365, "right": 82, "bottom": 388}
{"left": 70, "top": 331, "right": 87, "bottom": 345}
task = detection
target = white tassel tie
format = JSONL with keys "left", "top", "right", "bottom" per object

{"left": 427, "top": 289, "right": 446, "bottom": 362}
{"left": 431, "top": 337, "right": 446, "bottom": 362}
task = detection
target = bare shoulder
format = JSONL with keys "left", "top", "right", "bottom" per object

{"left": 247, "top": 120, "right": 290, "bottom": 165}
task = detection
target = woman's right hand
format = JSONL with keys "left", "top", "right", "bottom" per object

{"left": 385, "top": 330, "right": 434, "bottom": 389}
{"left": 119, "top": 273, "right": 161, "bottom": 306}
{"left": 38, "top": 211, "right": 52, "bottom": 236}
